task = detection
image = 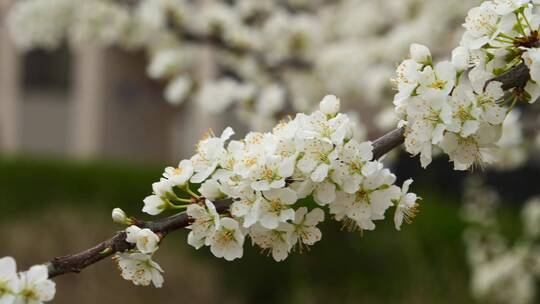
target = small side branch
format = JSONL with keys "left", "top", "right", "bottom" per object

{"left": 489, "top": 62, "right": 530, "bottom": 90}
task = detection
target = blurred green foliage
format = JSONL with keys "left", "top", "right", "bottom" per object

{"left": 0, "top": 156, "right": 161, "bottom": 217}
{"left": 0, "top": 157, "right": 522, "bottom": 303}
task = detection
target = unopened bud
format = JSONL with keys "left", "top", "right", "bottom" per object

{"left": 319, "top": 95, "right": 340, "bottom": 116}
{"left": 112, "top": 208, "right": 129, "bottom": 225}
{"left": 410, "top": 43, "right": 431, "bottom": 65}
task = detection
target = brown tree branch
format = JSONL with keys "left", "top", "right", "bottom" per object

{"left": 45, "top": 61, "right": 531, "bottom": 278}
{"left": 372, "top": 127, "right": 406, "bottom": 160}
{"left": 487, "top": 62, "right": 530, "bottom": 90}
{"left": 46, "top": 200, "right": 231, "bottom": 278}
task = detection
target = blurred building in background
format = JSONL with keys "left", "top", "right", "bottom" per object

{"left": 0, "top": 0, "right": 227, "bottom": 163}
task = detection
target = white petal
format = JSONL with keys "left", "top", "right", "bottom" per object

{"left": 0, "top": 257, "right": 16, "bottom": 277}
{"left": 305, "top": 208, "right": 325, "bottom": 225}
{"left": 125, "top": 226, "right": 141, "bottom": 244}
{"left": 311, "top": 164, "right": 329, "bottom": 183}
{"left": 279, "top": 209, "right": 295, "bottom": 223}
{"left": 199, "top": 179, "right": 222, "bottom": 200}
{"left": 260, "top": 214, "right": 279, "bottom": 230}
{"left": 278, "top": 188, "right": 298, "bottom": 205}
{"left": 314, "top": 182, "right": 336, "bottom": 205}
{"left": 26, "top": 265, "right": 48, "bottom": 283}
{"left": 461, "top": 120, "right": 480, "bottom": 137}
{"left": 301, "top": 227, "right": 322, "bottom": 245}
{"left": 151, "top": 269, "right": 164, "bottom": 288}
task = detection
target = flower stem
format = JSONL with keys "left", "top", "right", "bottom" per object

{"left": 171, "top": 197, "right": 192, "bottom": 204}
{"left": 168, "top": 203, "right": 188, "bottom": 210}
{"left": 520, "top": 11, "right": 533, "bottom": 32}
{"left": 515, "top": 13, "right": 527, "bottom": 35}
{"left": 185, "top": 184, "right": 200, "bottom": 199}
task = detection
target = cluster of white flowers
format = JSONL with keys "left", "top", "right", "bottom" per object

{"left": 6, "top": 0, "right": 476, "bottom": 130}
{"left": 110, "top": 96, "right": 420, "bottom": 287}
{"left": 7, "top": 0, "right": 73, "bottom": 50}
{"left": 462, "top": 176, "right": 540, "bottom": 304}
{"left": 395, "top": 0, "right": 540, "bottom": 170}
{"left": 0, "top": 257, "right": 56, "bottom": 304}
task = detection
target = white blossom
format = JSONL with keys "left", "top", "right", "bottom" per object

{"left": 439, "top": 124, "right": 501, "bottom": 170}
{"left": 393, "top": 59, "right": 422, "bottom": 105}
{"left": 313, "top": 181, "right": 337, "bottom": 206}
{"left": 403, "top": 94, "right": 452, "bottom": 168}
{"left": 452, "top": 46, "right": 471, "bottom": 71}
{"left": 446, "top": 83, "right": 483, "bottom": 137}
{"left": 186, "top": 200, "right": 221, "bottom": 249}
{"left": 416, "top": 61, "right": 456, "bottom": 98}
{"left": 296, "top": 137, "right": 336, "bottom": 183}
{"left": 492, "top": 0, "right": 531, "bottom": 15}
{"left": 142, "top": 178, "right": 174, "bottom": 216}
{"left": 115, "top": 253, "right": 164, "bottom": 288}
{"left": 199, "top": 179, "right": 223, "bottom": 200}
{"left": 329, "top": 166, "right": 400, "bottom": 231}
{"left": 15, "top": 265, "right": 55, "bottom": 304}
{"left": 523, "top": 48, "right": 540, "bottom": 84}
{"left": 461, "top": 2, "right": 502, "bottom": 49}
{"left": 393, "top": 179, "right": 420, "bottom": 230}
{"left": 477, "top": 82, "right": 506, "bottom": 125}
{"left": 191, "top": 127, "right": 235, "bottom": 183}
{"left": 250, "top": 223, "right": 294, "bottom": 262}
{"left": 0, "top": 257, "right": 18, "bottom": 304}
{"left": 291, "top": 207, "right": 324, "bottom": 248}
{"left": 125, "top": 226, "right": 160, "bottom": 254}
{"left": 163, "top": 160, "right": 194, "bottom": 186}
{"left": 207, "top": 218, "right": 245, "bottom": 261}
{"left": 250, "top": 155, "right": 295, "bottom": 191}
{"left": 142, "top": 195, "right": 167, "bottom": 216}
{"left": 230, "top": 189, "right": 262, "bottom": 228}
{"left": 331, "top": 140, "right": 374, "bottom": 194}
{"left": 258, "top": 188, "right": 297, "bottom": 229}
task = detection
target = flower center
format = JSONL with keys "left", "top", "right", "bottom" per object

{"left": 21, "top": 289, "right": 37, "bottom": 300}
{"left": 173, "top": 167, "right": 183, "bottom": 175}
{"left": 355, "top": 190, "right": 370, "bottom": 204}
{"left": 456, "top": 106, "right": 474, "bottom": 121}
{"left": 403, "top": 203, "right": 420, "bottom": 224}
{"left": 269, "top": 200, "right": 284, "bottom": 213}
{"left": 244, "top": 156, "right": 258, "bottom": 167}
{"left": 429, "top": 79, "right": 447, "bottom": 90}
{"left": 262, "top": 166, "right": 277, "bottom": 180}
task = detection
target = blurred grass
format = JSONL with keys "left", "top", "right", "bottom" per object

{"left": 0, "top": 156, "right": 523, "bottom": 303}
